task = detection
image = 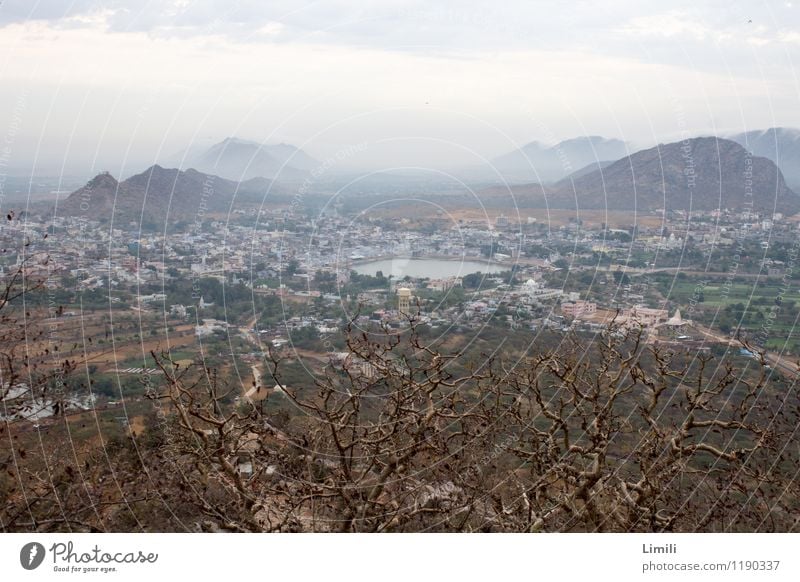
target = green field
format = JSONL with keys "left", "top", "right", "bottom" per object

{"left": 651, "top": 274, "right": 800, "bottom": 353}
{"left": 654, "top": 277, "right": 800, "bottom": 308}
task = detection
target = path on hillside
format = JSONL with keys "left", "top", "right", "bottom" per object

{"left": 693, "top": 323, "right": 799, "bottom": 378}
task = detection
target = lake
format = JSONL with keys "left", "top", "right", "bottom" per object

{"left": 352, "top": 258, "right": 507, "bottom": 279}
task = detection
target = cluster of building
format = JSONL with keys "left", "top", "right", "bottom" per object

{"left": 3, "top": 200, "right": 790, "bottom": 355}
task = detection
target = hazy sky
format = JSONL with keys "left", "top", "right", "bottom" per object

{"left": 0, "top": 0, "right": 798, "bottom": 177}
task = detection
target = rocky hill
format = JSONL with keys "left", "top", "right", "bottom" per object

{"left": 58, "top": 165, "right": 279, "bottom": 226}
{"left": 551, "top": 137, "right": 798, "bottom": 213}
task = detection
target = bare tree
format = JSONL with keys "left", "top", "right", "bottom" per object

{"left": 143, "top": 316, "right": 799, "bottom": 532}
{"left": 0, "top": 213, "right": 69, "bottom": 417}
{"left": 1, "top": 214, "right": 157, "bottom": 532}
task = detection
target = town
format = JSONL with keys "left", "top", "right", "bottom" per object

{"left": 3, "top": 192, "right": 799, "bottom": 427}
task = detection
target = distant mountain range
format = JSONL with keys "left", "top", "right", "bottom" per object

{"left": 58, "top": 165, "right": 281, "bottom": 226}
{"left": 481, "top": 136, "right": 798, "bottom": 214}
{"left": 57, "top": 131, "right": 800, "bottom": 225}
{"left": 489, "top": 136, "right": 630, "bottom": 183}
{"left": 158, "top": 129, "right": 800, "bottom": 190}
{"left": 728, "top": 127, "right": 800, "bottom": 190}
{"left": 169, "top": 137, "right": 320, "bottom": 181}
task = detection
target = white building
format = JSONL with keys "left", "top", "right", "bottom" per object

{"left": 195, "top": 319, "right": 228, "bottom": 337}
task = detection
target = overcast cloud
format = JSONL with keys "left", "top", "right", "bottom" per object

{"left": 0, "top": 0, "right": 797, "bottom": 177}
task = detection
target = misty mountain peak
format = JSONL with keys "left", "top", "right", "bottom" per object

{"left": 179, "top": 137, "right": 321, "bottom": 180}
{"left": 214, "top": 137, "right": 259, "bottom": 148}
{"left": 491, "top": 135, "right": 630, "bottom": 183}
{"left": 729, "top": 127, "right": 800, "bottom": 189}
